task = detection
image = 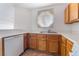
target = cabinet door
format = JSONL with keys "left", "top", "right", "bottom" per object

{"left": 29, "top": 34, "right": 37, "bottom": 49}
{"left": 61, "top": 45, "right": 66, "bottom": 56}
{"left": 37, "top": 34, "right": 47, "bottom": 51}
{"left": 47, "top": 35, "right": 59, "bottom": 54}
{"left": 64, "top": 5, "right": 70, "bottom": 24}
{"left": 30, "top": 39, "right": 37, "bottom": 49}
{"left": 38, "top": 38, "right": 46, "bottom": 51}
{"left": 69, "top": 3, "right": 79, "bottom": 22}
{"left": 24, "top": 33, "right": 29, "bottom": 50}
{"left": 61, "top": 36, "right": 66, "bottom": 56}
{"left": 47, "top": 40, "right": 58, "bottom": 53}
{"left": 66, "top": 39, "right": 73, "bottom": 56}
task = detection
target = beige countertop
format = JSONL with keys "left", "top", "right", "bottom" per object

{"left": 0, "top": 30, "right": 26, "bottom": 38}
{"left": 0, "top": 31, "right": 78, "bottom": 44}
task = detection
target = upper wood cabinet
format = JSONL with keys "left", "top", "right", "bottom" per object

{"left": 69, "top": 3, "right": 79, "bottom": 22}
{"left": 64, "top": 4, "right": 70, "bottom": 24}
{"left": 65, "top": 3, "right": 79, "bottom": 24}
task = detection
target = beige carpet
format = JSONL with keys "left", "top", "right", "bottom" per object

{"left": 22, "top": 49, "right": 53, "bottom": 56}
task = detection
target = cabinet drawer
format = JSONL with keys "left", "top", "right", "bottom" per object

{"left": 30, "top": 34, "right": 37, "bottom": 39}
{"left": 37, "top": 34, "right": 46, "bottom": 38}
{"left": 37, "top": 38, "right": 46, "bottom": 41}
{"left": 47, "top": 35, "right": 59, "bottom": 41}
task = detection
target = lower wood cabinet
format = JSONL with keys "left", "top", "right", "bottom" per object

{"left": 66, "top": 39, "right": 73, "bottom": 56}
{"left": 61, "top": 36, "right": 73, "bottom": 56}
{"left": 61, "top": 36, "right": 66, "bottom": 56}
{"left": 25, "top": 33, "right": 73, "bottom": 56}
{"left": 24, "top": 33, "right": 29, "bottom": 50}
{"left": 47, "top": 40, "right": 58, "bottom": 53}
{"left": 30, "top": 38, "right": 37, "bottom": 49}
{"left": 47, "top": 35, "right": 59, "bottom": 55}
{"left": 61, "top": 45, "right": 66, "bottom": 56}
{"left": 37, "top": 34, "right": 47, "bottom": 51}
{"left": 29, "top": 34, "right": 37, "bottom": 49}
{"left": 38, "top": 39, "right": 46, "bottom": 51}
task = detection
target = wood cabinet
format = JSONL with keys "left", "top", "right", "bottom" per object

{"left": 47, "top": 35, "right": 61, "bottom": 55}
{"left": 24, "top": 33, "right": 29, "bottom": 50}
{"left": 29, "top": 34, "right": 47, "bottom": 51}
{"left": 28, "top": 33, "right": 73, "bottom": 56}
{"left": 29, "top": 34, "right": 60, "bottom": 55}
{"left": 37, "top": 34, "right": 47, "bottom": 51}
{"left": 66, "top": 39, "right": 73, "bottom": 56}
{"left": 69, "top": 3, "right": 79, "bottom": 22}
{"left": 61, "top": 36, "right": 66, "bottom": 56}
{"left": 61, "top": 36, "right": 73, "bottom": 56}
{"left": 64, "top": 4, "right": 70, "bottom": 24}
{"left": 29, "top": 34, "right": 37, "bottom": 49}
{"left": 64, "top": 3, "right": 79, "bottom": 24}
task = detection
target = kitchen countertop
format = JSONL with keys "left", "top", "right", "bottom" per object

{"left": 0, "top": 30, "right": 78, "bottom": 44}
{"left": 0, "top": 30, "right": 26, "bottom": 38}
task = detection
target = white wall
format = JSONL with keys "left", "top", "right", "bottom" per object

{"left": 0, "top": 3, "right": 78, "bottom": 33}
{"left": 0, "top": 4, "right": 15, "bottom": 29}
{"left": 0, "top": 3, "right": 33, "bottom": 32}
{"left": 14, "top": 3, "right": 79, "bottom": 33}
{"left": 71, "top": 23, "right": 79, "bottom": 32}
{"left": 14, "top": 7, "right": 32, "bottom": 32}
{"left": 31, "top": 3, "right": 72, "bottom": 32}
